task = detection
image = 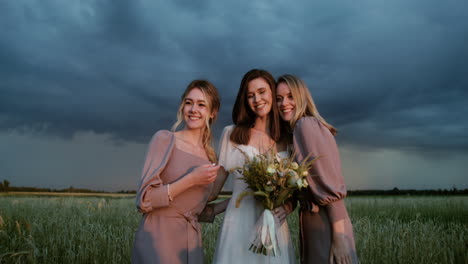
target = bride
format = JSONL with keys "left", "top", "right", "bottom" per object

{"left": 208, "top": 69, "right": 296, "bottom": 263}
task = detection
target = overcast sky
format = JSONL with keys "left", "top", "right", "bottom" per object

{"left": 1, "top": 0, "right": 467, "bottom": 191}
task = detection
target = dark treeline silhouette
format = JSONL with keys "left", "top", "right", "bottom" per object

{"left": 0, "top": 179, "right": 10, "bottom": 192}
{"left": 220, "top": 187, "right": 468, "bottom": 196}
{"left": 218, "top": 189, "right": 468, "bottom": 196}
{"left": 0, "top": 181, "right": 136, "bottom": 194}
{"left": 0, "top": 180, "right": 465, "bottom": 196}
{"left": 5, "top": 186, "right": 110, "bottom": 193}
{"left": 347, "top": 187, "right": 468, "bottom": 196}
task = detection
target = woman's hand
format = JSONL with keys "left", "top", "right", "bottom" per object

{"left": 329, "top": 219, "right": 353, "bottom": 264}
{"left": 187, "top": 164, "right": 220, "bottom": 186}
{"left": 168, "top": 164, "right": 221, "bottom": 200}
{"left": 329, "top": 233, "right": 353, "bottom": 264}
{"left": 273, "top": 202, "right": 293, "bottom": 225}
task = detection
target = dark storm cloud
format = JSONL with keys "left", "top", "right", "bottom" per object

{"left": 0, "top": 0, "right": 183, "bottom": 142}
{"left": 1, "top": 0, "right": 467, "bottom": 153}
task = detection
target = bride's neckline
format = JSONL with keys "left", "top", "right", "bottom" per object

{"left": 238, "top": 144, "right": 288, "bottom": 156}
{"left": 250, "top": 127, "right": 269, "bottom": 134}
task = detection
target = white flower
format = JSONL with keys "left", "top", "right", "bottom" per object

{"left": 291, "top": 162, "right": 299, "bottom": 170}
{"left": 296, "top": 179, "right": 309, "bottom": 188}
{"left": 287, "top": 170, "right": 298, "bottom": 179}
{"left": 288, "top": 177, "right": 297, "bottom": 187}
{"left": 296, "top": 179, "right": 306, "bottom": 188}
{"left": 266, "top": 165, "right": 276, "bottom": 175}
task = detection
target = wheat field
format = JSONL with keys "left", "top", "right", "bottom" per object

{"left": 0, "top": 195, "right": 467, "bottom": 263}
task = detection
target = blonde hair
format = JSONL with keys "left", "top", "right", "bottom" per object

{"left": 171, "top": 80, "right": 221, "bottom": 162}
{"left": 277, "top": 74, "right": 337, "bottom": 136}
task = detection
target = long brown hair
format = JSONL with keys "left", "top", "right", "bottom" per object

{"left": 171, "top": 80, "right": 221, "bottom": 162}
{"left": 231, "top": 69, "right": 281, "bottom": 145}
{"left": 276, "top": 74, "right": 337, "bottom": 136}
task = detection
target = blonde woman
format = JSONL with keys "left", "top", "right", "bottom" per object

{"left": 132, "top": 80, "right": 223, "bottom": 264}
{"left": 275, "top": 74, "right": 358, "bottom": 264}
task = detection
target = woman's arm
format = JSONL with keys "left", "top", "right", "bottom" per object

{"left": 198, "top": 198, "right": 230, "bottom": 223}
{"left": 293, "top": 117, "right": 355, "bottom": 263}
{"left": 136, "top": 131, "right": 220, "bottom": 213}
{"left": 207, "top": 168, "right": 229, "bottom": 202}
{"left": 330, "top": 220, "right": 353, "bottom": 264}
{"left": 293, "top": 117, "right": 348, "bottom": 223}
{"left": 136, "top": 130, "right": 175, "bottom": 213}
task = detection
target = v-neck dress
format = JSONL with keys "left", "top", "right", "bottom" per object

{"left": 132, "top": 130, "right": 212, "bottom": 264}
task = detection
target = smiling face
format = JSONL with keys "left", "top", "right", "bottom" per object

{"left": 183, "top": 88, "right": 212, "bottom": 130}
{"left": 276, "top": 82, "right": 296, "bottom": 121}
{"left": 246, "top": 77, "right": 273, "bottom": 118}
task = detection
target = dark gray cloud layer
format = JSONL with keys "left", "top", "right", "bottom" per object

{"left": 1, "top": 0, "right": 467, "bottom": 153}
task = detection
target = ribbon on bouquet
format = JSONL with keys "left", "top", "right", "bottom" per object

{"left": 260, "top": 209, "right": 279, "bottom": 256}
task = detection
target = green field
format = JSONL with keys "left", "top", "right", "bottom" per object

{"left": 0, "top": 195, "right": 467, "bottom": 264}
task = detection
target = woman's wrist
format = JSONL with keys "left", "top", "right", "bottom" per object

{"left": 184, "top": 173, "right": 196, "bottom": 187}
{"left": 167, "top": 184, "right": 174, "bottom": 202}
{"left": 331, "top": 219, "right": 345, "bottom": 236}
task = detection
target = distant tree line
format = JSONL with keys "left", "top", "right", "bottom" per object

{"left": 221, "top": 188, "right": 468, "bottom": 196}
{"left": 0, "top": 180, "right": 136, "bottom": 194}
{"left": 347, "top": 187, "right": 468, "bottom": 196}
{"left": 0, "top": 180, "right": 10, "bottom": 192}
{"left": 0, "top": 180, "right": 465, "bottom": 195}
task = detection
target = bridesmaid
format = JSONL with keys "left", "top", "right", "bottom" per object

{"left": 132, "top": 80, "right": 222, "bottom": 264}
{"left": 274, "top": 74, "right": 358, "bottom": 264}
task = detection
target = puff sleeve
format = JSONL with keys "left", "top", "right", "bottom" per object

{"left": 136, "top": 130, "right": 175, "bottom": 214}
{"left": 217, "top": 125, "right": 236, "bottom": 171}
{"left": 198, "top": 126, "right": 235, "bottom": 222}
{"left": 205, "top": 125, "right": 235, "bottom": 202}
{"left": 293, "top": 117, "right": 348, "bottom": 223}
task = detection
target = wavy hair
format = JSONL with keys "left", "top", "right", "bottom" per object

{"left": 276, "top": 74, "right": 337, "bottom": 136}
{"left": 171, "top": 80, "right": 221, "bottom": 162}
{"left": 231, "top": 69, "right": 281, "bottom": 145}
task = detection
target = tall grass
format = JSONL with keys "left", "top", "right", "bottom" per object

{"left": 349, "top": 196, "right": 467, "bottom": 264}
{"left": 0, "top": 196, "right": 466, "bottom": 263}
{"left": 0, "top": 197, "right": 137, "bottom": 263}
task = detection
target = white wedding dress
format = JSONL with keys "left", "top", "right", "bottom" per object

{"left": 213, "top": 125, "right": 296, "bottom": 264}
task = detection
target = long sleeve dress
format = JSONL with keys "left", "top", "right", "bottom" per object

{"left": 132, "top": 130, "right": 213, "bottom": 264}
{"left": 293, "top": 117, "right": 358, "bottom": 264}
{"left": 212, "top": 125, "right": 296, "bottom": 264}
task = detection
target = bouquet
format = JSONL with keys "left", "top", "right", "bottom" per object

{"left": 234, "top": 149, "right": 319, "bottom": 256}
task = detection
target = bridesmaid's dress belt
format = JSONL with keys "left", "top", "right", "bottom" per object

{"left": 181, "top": 211, "right": 199, "bottom": 232}
{"left": 151, "top": 207, "right": 200, "bottom": 233}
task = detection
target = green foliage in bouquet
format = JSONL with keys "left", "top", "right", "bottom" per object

{"left": 233, "top": 148, "right": 319, "bottom": 210}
